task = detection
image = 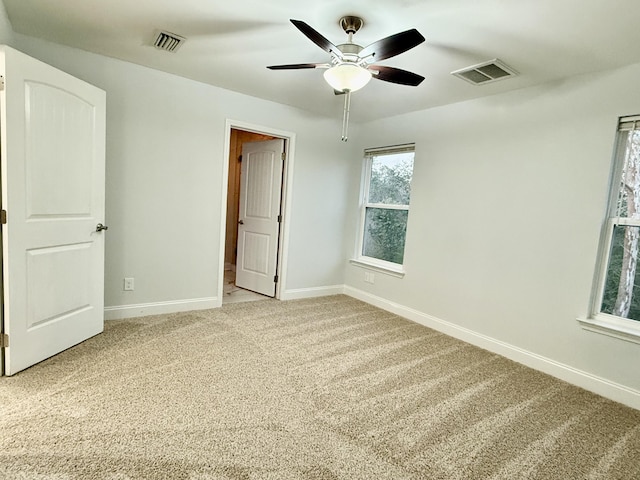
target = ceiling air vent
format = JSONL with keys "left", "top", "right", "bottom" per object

{"left": 451, "top": 59, "right": 517, "bottom": 85}
{"left": 152, "top": 30, "right": 186, "bottom": 52}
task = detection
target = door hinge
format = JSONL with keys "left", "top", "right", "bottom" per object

{"left": 281, "top": 152, "right": 286, "bottom": 161}
{"left": 0, "top": 209, "right": 6, "bottom": 224}
{"left": 274, "top": 275, "right": 279, "bottom": 283}
{"left": 277, "top": 214, "right": 282, "bottom": 223}
{"left": 0, "top": 333, "right": 8, "bottom": 348}
{"left": 0, "top": 76, "right": 4, "bottom": 91}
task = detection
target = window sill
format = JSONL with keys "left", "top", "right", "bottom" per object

{"left": 577, "top": 314, "right": 640, "bottom": 345}
{"left": 349, "top": 259, "right": 405, "bottom": 278}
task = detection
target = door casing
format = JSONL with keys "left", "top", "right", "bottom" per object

{"left": 218, "top": 119, "right": 296, "bottom": 304}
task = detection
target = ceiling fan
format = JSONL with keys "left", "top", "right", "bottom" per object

{"left": 267, "top": 17, "right": 426, "bottom": 141}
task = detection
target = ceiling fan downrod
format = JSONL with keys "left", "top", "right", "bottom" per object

{"left": 340, "top": 16, "right": 363, "bottom": 45}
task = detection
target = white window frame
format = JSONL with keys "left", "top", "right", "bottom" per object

{"left": 579, "top": 116, "right": 640, "bottom": 344}
{"left": 351, "top": 144, "right": 415, "bottom": 276}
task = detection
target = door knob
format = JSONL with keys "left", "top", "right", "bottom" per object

{"left": 96, "top": 223, "right": 109, "bottom": 232}
{"left": 238, "top": 220, "right": 244, "bottom": 225}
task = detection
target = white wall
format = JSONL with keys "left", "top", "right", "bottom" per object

{"left": 0, "top": 1, "right": 13, "bottom": 45}
{"left": 3, "top": 4, "right": 639, "bottom": 406}
{"left": 345, "top": 64, "right": 640, "bottom": 403}
{"left": 10, "top": 33, "right": 356, "bottom": 314}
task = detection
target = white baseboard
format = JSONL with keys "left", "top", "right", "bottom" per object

{"left": 280, "top": 285, "right": 345, "bottom": 301}
{"left": 104, "top": 297, "right": 220, "bottom": 320}
{"left": 344, "top": 286, "right": 640, "bottom": 411}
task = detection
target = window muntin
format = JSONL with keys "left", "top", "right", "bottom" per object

{"left": 357, "top": 145, "right": 414, "bottom": 270}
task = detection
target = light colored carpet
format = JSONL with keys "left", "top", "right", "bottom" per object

{"left": 1, "top": 295, "right": 639, "bottom": 479}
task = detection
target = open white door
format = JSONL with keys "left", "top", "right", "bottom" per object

{"left": 0, "top": 46, "right": 106, "bottom": 375}
{"left": 236, "top": 139, "right": 285, "bottom": 297}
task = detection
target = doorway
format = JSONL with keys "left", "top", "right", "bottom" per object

{"left": 220, "top": 122, "right": 295, "bottom": 304}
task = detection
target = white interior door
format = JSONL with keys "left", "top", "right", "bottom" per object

{"left": 0, "top": 46, "right": 106, "bottom": 375}
{"left": 236, "top": 139, "right": 285, "bottom": 297}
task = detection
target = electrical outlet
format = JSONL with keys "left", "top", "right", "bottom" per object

{"left": 124, "top": 277, "right": 134, "bottom": 291}
{"left": 364, "top": 271, "right": 375, "bottom": 284}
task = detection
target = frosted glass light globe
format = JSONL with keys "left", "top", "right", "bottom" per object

{"left": 323, "top": 64, "right": 372, "bottom": 92}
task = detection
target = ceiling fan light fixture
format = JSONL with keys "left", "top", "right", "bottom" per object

{"left": 323, "top": 63, "right": 372, "bottom": 92}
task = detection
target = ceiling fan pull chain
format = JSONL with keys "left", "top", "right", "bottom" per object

{"left": 341, "top": 90, "right": 351, "bottom": 142}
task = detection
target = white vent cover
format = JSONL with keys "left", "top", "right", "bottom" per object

{"left": 451, "top": 59, "right": 517, "bottom": 85}
{"left": 152, "top": 30, "right": 186, "bottom": 52}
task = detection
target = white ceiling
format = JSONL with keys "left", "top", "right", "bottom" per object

{"left": 4, "top": 0, "right": 640, "bottom": 122}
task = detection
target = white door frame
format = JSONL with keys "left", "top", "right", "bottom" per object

{"left": 218, "top": 119, "right": 296, "bottom": 303}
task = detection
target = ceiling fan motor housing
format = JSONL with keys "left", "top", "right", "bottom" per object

{"left": 337, "top": 43, "right": 363, "bottom": 56}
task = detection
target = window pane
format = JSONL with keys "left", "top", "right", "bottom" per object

{"left": 363, "top": 207, "right": 408, "bottom": 264}
{"left": 601, "top": 225, "right": 640, "bottom": 321}
{"left": 614, "top": 130, "right": 640, "bottom": 218}
{"left": 368, "top": 152, "right": 414, "bottom": 205}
